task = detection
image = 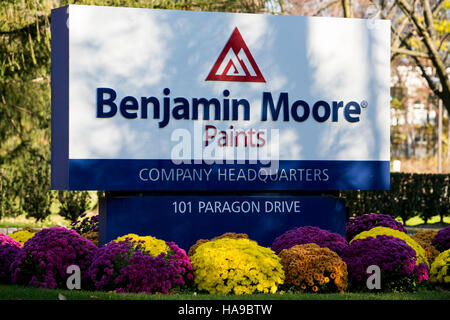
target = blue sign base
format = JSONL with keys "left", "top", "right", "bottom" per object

{"left": 99, "top": 193, "right": 347, "bottom": 251}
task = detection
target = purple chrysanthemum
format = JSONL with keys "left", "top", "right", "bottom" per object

{"left": 271, "top": 226, "right": 348, "bottom": 255}
{"left": 341, "top": 235, "right": 428, "bottom": 291}
{"left": 431, "top": 227, "right": 450, "bottom": 252}
{"left": 70, "top": 214, "right": 99, "bottom": 234}
{"left": 0, "top": 234, "right": 22, "bottom": 283}
{"left": 88, "top": 238, "right": 193, "bottom": 294}
{"left": 346, "top": 213, "right": 407, "bottom": 241}
{"left": 10, "top": 227, "right": 97, "bottom": 289}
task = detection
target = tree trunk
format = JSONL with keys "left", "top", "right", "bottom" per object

{"left": 341, "top": 0, "right": 352, "bottom": 18}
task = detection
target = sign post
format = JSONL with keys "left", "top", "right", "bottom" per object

{"left": 51, "top": 5, "right": 390, "bottom": 250}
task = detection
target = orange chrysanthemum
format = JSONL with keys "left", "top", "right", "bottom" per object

{"left": 279, "top": 243, "right": 348, "bottom": 293}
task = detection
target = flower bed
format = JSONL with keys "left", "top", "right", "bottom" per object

{"left": 1, "top": 219, "right": 448, "bottom": 295}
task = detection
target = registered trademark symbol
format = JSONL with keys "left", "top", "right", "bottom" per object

{"left": 361, "top": 100, "right": 368, "bottom": 108}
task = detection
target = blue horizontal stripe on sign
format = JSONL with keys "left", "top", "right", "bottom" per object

{"left": 68, "top": 159, "right": 390, "bottom": 191}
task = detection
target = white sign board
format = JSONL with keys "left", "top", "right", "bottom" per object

{"left": 51, "top": 5, "right": 390, "bottom": 190}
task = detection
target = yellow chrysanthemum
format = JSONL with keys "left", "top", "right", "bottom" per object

{"left": 430, "top": 249, "right": 450, "bottom": 284}
{"left": 82, "top": 231, "right": 99, "bottom": 247}
{"left": 351, "top": 227, "right": 429, "bottom": 266}
{"left": 188, "top": 232, "right": 248, "bottom": 257}
{"left": 9, "top": 229, "right": 36, "bottom": 246}
{"left": 115, "top": 233, "right": 168, "bottom": 257}
{"left": 191, "top": 238, "right": 284, "bottom": 295}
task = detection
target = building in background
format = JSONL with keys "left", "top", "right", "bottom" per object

{"left": 391, "top": 63, "right": 449, "bottom": 162}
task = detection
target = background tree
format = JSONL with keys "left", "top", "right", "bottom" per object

{"left": 281, "top": 0, "right": 449, "bottom": 114}
{"left": 57, "top": 190, "right": 92, "bottom": 222}
{"left": 0, "top": 0, "right": 53, "bottom": 221}
{"left": 280, "top": 0, "right": 449, "bottom": 170}
{"left": 374, "top": 0, "right": 449, "bottom": 117}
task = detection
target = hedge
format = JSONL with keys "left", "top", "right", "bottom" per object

{"left": 342, "top": 173, "right": 450, "bottom": 224}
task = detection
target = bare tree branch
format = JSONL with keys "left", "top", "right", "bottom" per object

{"left": 423, "top": 0, "right": 437, "bottom": 39}
{"left": 411, "top": 55, "right": 442, "bottom": 99}
{"left": 396, "top": 0, "right": 450, "bottom": 114}
{"left": 392, "top": 48, "right": 431, "bottom": 59}
{"left": 313, "top": 0, "right": 340, "bottom": 16}
{"left": 432, "top": 0, "right": 445, "bottom": 15}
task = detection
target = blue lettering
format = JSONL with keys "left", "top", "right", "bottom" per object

{"left": 120, "top": 96, "right": 139, "bottom": 119}
{"left": 332, "top": 101, "right": 344, "bottom": 122}
{"left": 173, "top": 97, "right": 190, "bottom": 119}
{"left": 232, "top": 99, "right": 250, "bottom": 121}
{"left": 261, "top": 92, "right": 289, "bottom": 121}
{"left": 95, "top": 88, "right": 362, "bottom": 126}
{"left": 344, "top": 101, "right": 361, "bottom": 122}
{"left": 312, "top": 100, "right": 331, "bottom": 122}
{"left": 291, "top": 100, "right": 310, "bottom": 122}
{"left": 141, "top": 96, "right": 160, "bottom": 119}
{"left": 96, "top": 88, "right": 117, "bottom": 118}
{"left": 192, "top": 98, "right": 221, "bottom": 120}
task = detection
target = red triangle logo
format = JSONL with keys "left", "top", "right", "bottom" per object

{"left": 206, "top": 27, "right": 266, "bottom": 83}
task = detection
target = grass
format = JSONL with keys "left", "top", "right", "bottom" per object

{"left": 403, "top": 215, "right": 450, "bottom": 227}
{"left": 0, "top": 285, "right": 449, "bottom": 300}
{"left": 394, "top": 215, "right": 450, "bottom": 235}
{"left": 0, "top": 192, "right": 98, "bottom": 229}
{"left": 0, "top": 213, "right": 70, "bottom": 229}
{"left": 392, "top": 157, "right": 450, "bottom": 174}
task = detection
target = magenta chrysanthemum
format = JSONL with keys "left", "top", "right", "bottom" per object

{"left": 88, "top": 238, "right": 193, "bottom": 294}
{"left": 341, "top": 235, "right": 428, "bottom": 291}
{"left": 431, "top": 227, "right": 450, "bottom": 252}
{"left": 10, "top": 227, "right": 97, "bottom": 289}
{"left": 346, "top": 213, "right": 407, "bottom": 241}
{"left": 271, "top": 226, "right": 348, "bottom": 255}
{"left": 0, "top": 234, "right": 22, "bottom": 283}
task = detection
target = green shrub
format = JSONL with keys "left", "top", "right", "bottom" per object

{"left": 343, "top": 173, "right": 450, "bottom": 224}
{"left": 57, "top": 191, "right": 92, "bottom": 222}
